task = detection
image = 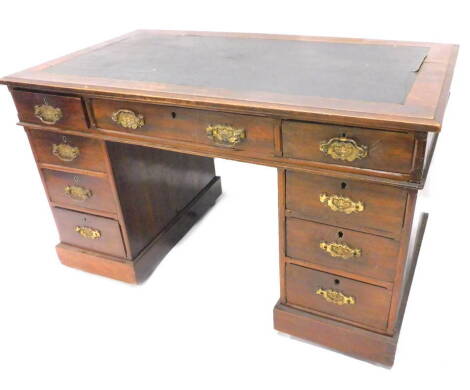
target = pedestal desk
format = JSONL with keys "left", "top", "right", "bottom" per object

{"left": 1, "top": 30, "right": 458, "bottom": 366}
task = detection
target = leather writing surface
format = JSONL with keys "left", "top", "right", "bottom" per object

{"left": 45, "top": 32, "right": 428, "bottom": 104}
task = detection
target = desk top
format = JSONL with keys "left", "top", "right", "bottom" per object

{"left": 1, "top": 30, "right": 458, "bottom": 132}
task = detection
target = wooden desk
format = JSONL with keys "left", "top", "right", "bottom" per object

{"left": 0, "top": 30, "right": 458, "bottom": 366}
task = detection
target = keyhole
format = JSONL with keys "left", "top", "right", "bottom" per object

{"left": 338, "top": 231, "right": 343, "bottom": 239}
{"left": 334, "top": 279, "right": 340, "bottom": 285}
{"left": 171, "top": 112, "right": 176, "bottom": 119}
{"left": 341, "top": 182, "right": 347, "bottom": 189}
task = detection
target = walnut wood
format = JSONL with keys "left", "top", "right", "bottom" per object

{"left": 285, "top": 171, "right": 408, "bottom": 238}
{"left": 282, "top": 121, "right": 417, "bottom": 175}
{"left": 91, "top": 98, "right": 276, "bottom": 158}
{"left": 134, "top": 176, "right": 222, "bottom": 282}
{"left": 56, "top": 176, "right": 222, "bottom": 283}
{"left": 0, "top": 31, "right": 458, "bottom": 133}
{"left": 42, "top": 169, "right": 118, "bottom": 214}
{"left": 274, "top": 213, "right": 428, "bottom": 366}
{"left": 285, "top": 263, "right": 392, "bottom": 330}
{"left": 52, "top": 207, "right": 126, "bottom": 258}
{"left": 274, "top": 302, "right": 397, "bottom": 366}
{"left": 27, "top": 129, "right": 107, "bottom": 173}
{"left": 386, "top": 191, "right": 417, "bottom": 333}
{"left": 23, "top": 121, "right": 422, "bottom": 186}
{"left": 286, "top": 217, "right": 400, "bottom": 282}
{"left": 57, "top": 243, "right": 136, "bottom": 283}
{"left": 11, "top": 90, "right": 88, "bottom": 130}
{"left": 0, "top": 31, "right": 456, "bottom": 366}
{"left": 106, "top": 141, "right": 216, "bottom": 258}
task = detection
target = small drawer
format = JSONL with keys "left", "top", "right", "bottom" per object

{"left": 12, "top": 90, "right": 88, "bottom": 130}
{"left": 52, "top": 208, "right": 126, "bottom": 258}
{"left": 286, "top": 217, "right": 400, "bottom": 282}
{"left": 43, "top": 169, "right": 117, "bottom": 214}
{"left": 282, "top": 121, "right": 416, "bottom": 174}
{"left": 286, "top": 171, "right": 407, "bottom": 237}
{"left": 90, "top": 99, "right": 276, "bottom": 157}
{"left": 28, "top": 130, "right": 107, "bottom": 173}
{"left": 286, "top": 263, "right": 392, "bottom": 330}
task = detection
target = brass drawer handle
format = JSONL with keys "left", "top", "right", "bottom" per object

{"left": 206, "top": 124, "right": 246, "bottom": 147}
{"left": 316, "top": 288, "right": 355, "bottom": 305}
{"left": 320, "top": 137, "right": 368, "bottom": 162}
{"left": 52, "top": 143, "right": 80, "bottom": 162}
{"left": 111, "top": 109, "right": 145, "bottom": 129}
{"left": 65, "top": 185, "right": 92, "bottom": 201}
{"left": 320, "top": 241, "right": 361, "bottom": 259}
{"left": 75, "top": 226, "right": 101, "bottom": 240}
{"left": 34, "top": 104, "right": 63, "bottom": 125}
{"left": 319, "top": 193, "right": 364, "bottom": 214}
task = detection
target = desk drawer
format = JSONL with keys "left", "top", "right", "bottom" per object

{"left": 43, "top": 169, "right": 117, "bottom": 214}
{"left": 286, "top": 171, "right": 407, "bottom": 237}
{"left": 28, "top": 130, "right": 107, "bottom": 173}
{"left": 286, "top": 263, "right": 391, "bottom": 330}
{"left": 52, "top": 208, "right": 126, "bottom": 258}
{"left": 91, "top": 99, "right": 275, "bottom": 157}
{"left": 282, "top": 121, "right": 416, "bottom": 174}
{"left": 12, "top": 90, "right": 88, "bottom": 130}
{"left": 286, "top": 217, "right": 400, "bottom": 282}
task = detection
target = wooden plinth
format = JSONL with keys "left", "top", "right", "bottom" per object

{"left": 57, "top": 177, "right": 222, "bottom": 283}
{"left": 274, "top": 213, "right": 428, "bottom": 366}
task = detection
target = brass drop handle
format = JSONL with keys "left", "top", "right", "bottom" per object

{"left": 111, "top": 109, "right": 145, "bottom": 129}
{"left": 319, "top": 193, "right": 364, "bottom": 214}
{"left": 65, "top": 185, "right": 93, "bottom": 201}
{"left": 52, "top": 143, "right": 80, "bottom": 162}
{"left": 34, "top": 104, "right": 63, "bottom": 125}
{"left": 75, "top": 226, "right": 101, "bottom": 240}
{"left": 319, "top": 241, "right": 361, "bottom": 259}
{"left": 206, "top": 124, "right": 246, "bottom": 147}
{"left": 320, "top": 136, "right": 368, "bottom": 162}
{"left": 316, "top": 288, "right": 355, "bottom": 305}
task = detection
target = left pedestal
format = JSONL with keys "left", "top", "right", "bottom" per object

{"left": 26, "top": 128, "right": 221, "bottom": 283}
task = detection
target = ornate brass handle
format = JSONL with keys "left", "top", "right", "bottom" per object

{"left": 75, "top": 226, "right": 101, "bottom": 240}
{"left": 316, "top": 288, "right": 355, "bottom": 305}
{"left": 65, "top": 185, "right": 92, "bottom": 201}
{"left": 52, "top": 143, "right": 80, "bottom": 162}
{"left": 111, "top": 109, "right": 145, "bottom": 129}
{"left": 206, "top": 124, "right": 246, "bottom": 147}
{"left": 319, "top": 193, "right": 364, "bottom": 214}
{"left": 320, "top": 241, "right": 361, "bottom": 259}
{"left": 320, "top": 137, "right": 368, "bottom": 162}
{"left": 34, "top": 104, "right": 63, "bottom": 125}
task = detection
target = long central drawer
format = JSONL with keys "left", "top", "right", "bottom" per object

{"left": 90, "top": 99, "right": 276, "bottom": 157}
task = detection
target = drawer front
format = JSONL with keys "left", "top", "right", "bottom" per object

{"left": 28, "top": 130, "right": 107, "bottom": 173}
{"left": 285, "top": 171, "right": 407, "bottom": 237}
{"left": 91, "top": 99, "right": 275, "bottom": 157}
{"left": 43, "top": 169, "right": 117, "bottom": 214}
{"left": 12, "top": 90, "right": 88, "bottom": 130}
{"left": 286, "top": 263, "right": 392, "bottom": 330}
{"left": 286, "top": 217, "right": 400, "bottom": 282}
{"left": 282, "top": 121, "right": 416, "bottom": 174}
{"left": 52, "top": 208, "right": 126, "bottom": 258}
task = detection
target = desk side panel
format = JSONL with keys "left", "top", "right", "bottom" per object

{"left": 106, "top": 142, "right": 216, "bottom": 258}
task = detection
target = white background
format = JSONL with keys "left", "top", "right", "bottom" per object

{"left": 0, "top": 1, "right": 468, "bottom": 388}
